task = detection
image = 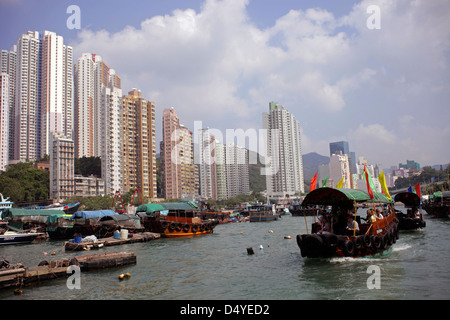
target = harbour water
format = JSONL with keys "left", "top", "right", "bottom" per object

{"left": 0, "top": 208, "right": 449, "bottom": 300}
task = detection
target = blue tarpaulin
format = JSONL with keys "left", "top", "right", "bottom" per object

{"left": 71, "top": 210, "right": 118, "bottom": 220}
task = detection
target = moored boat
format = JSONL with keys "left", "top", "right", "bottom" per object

{"left": 296, "top": 188, "right": 399, "bottom": 258}
{"left": 136, "top": 202, "right": 219, "bottom": 238}
{"left": 394, "top": 192, "right": 426, "bottom": 230}
{"left": 248, "top": 204, "right": 279, "bottom": 222}
{"left": 0, "top": 229, "right": 45, "bottom": 245}
{"left": 422, "top": 191, "right": 450, "bottom": 218}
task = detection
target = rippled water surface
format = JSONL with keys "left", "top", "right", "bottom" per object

{"left": 1, "top": 210, "right": 449, "bottom": 300}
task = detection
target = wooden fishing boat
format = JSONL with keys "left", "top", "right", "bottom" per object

{"left": 422, "top": 191, "right": 450, "bottom": 218}
{"left": 296, "top": 188, "right": 399, "bottom": 258}
{"left": 394, "top": 192, "right": 426, "bottom": 230}
{"left": 248, "top": 204, "right": 280, "bottom": 222}
{"left": 136, "top": 202, "right": 219, "bottom": 238}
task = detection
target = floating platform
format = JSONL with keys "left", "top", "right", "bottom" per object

{"left": 0, "top": 251, "right": 136, "bottom": 290}
{"left": 64, "top": 232, "right": 160, "bottom": 251}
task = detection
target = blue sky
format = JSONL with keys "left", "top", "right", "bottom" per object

{"left": 1, "top": 0, "right": 449, "bottom": 169}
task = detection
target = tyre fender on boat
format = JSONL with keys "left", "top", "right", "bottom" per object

{"left": 169, "top": 223, "right": 176, "bottom": 232}
{"left": 354, "top": 236, "right": 364, "bottom": 250}
{"left": 372, "top": 235, "right": 382, "bottom": 250}
{"left": 182, "top": 224, "right": 190, "bottom": 233}
{"left": 342, "top": 240, "right": 355, "bottom": 256}
{"left": 363, "top": 234, "right": 372, "bottom": 248}
{"left": 191, "top": 224, "right": 199, "bottom": 233}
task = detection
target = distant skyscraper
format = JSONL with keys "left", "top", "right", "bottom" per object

{"left": 122, "top": 89, "right": 157, "bottom": 199}
{"left": 329, "top": 141, "right": 349, "bottom": 157}
{"left": 161, "top": 108, "right": 195, "bottom": 200}
{"left": 329, "top": 153, "right": 351, "bottom": 189}
{"left": 0, "top": 73, "right": 9, "bottom": 171}
{"left": 224, "top": 143, "right": 249, "bottom": 199}
{"left": 263, "top": 101, "right": 304, "bottom": 197}
{"left": 330, "top": 141, "right": 357, "bottom": 175}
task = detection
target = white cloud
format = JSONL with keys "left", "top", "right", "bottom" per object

{"left": 70, "top": 0, "right": 450, "bottom": 167}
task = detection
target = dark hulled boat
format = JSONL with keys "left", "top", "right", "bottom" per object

{"left": 394, "top": 192, "right": 426, "bottom": 230}
{"left": 422, "top": 191, "right": 450, "bottom": 218}
{"left": 296, "top": 188, "right": 399, "bottom": 259}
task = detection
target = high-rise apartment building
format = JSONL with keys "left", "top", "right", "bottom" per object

{"left": 0, "top": 46, "right": 17, "bottom": 160}
{"left": 262, "top": 101, "right": 304, "bottom": 197}
{"left": 122, "top": 89, "right": 157, "bottom": 199}
{"left": 14, "top": 31, "right": 40, "bottom": 161}
{"left": 40, "top": 31, "right": 73, "bottom": 158}
{"left": 0, "top": 73, "right": 9, "bottom": 171}
{"left": 74, "top": 53, "right": 123, "bottom": 195}
{"left": 101, "top": 69, "right": 123, "bottom": 195}
{"left": 161, "top": 108, "right": 196, "bottom": 200}
{"left": 198, "top": 128, "right": 218, "bottom": 200}
{"left": 329, "top": 140, "right": 356, "bottom": 174}
{"left": 74, "top": 53, "right": 112, "bottom": 158}
{"left": 225, "top": 143, "right": 249, "bottom": 199}
{"left": 49, "top": 132, "right": 74, "bottom": 201}
{"left": 7, "top": 31, "right": 73, "bottom": 162}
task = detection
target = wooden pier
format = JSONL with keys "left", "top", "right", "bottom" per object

{"left": 64, "top": 232, "right": 161, "bottom": 251}
{"left": 0, "top": 251, "right": 136, "bottom": 290}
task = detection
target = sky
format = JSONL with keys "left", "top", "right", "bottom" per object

{"left": 1, "top": 0, "right": 449, "bottom": 170}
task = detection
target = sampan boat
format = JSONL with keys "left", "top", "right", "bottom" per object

{"left": 394, "top": 192, "right": 426, "bottom": 230}
{"left": 136, "top": 202, "right": 219, "bottom": 238}
{"left": 296, "top": 188, "right": 399, "bottom": 258}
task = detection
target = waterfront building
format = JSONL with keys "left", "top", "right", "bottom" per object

{"left": 262, "top": 101, "right": 305, "bottom": 198}
{"left": 0, "top": 73, "right": 9, "bottom": 171}
{"left": 161, "top": 108, "right": 196, "bottom": 200}
{"left": 122, "top": 89, "right": 157, "bottom": 199}
{"left": 0, "top": 46, "right": 16, "bottom": 160}
{"left": 50, "top": 132, "right": 74, "bottom": 201}
{"left": 40, "top": 31, "right": 73, "bottom": 158}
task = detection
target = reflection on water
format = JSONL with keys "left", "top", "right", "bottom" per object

{"left": 0, "top": 211, "right": 449, "bottom": 300}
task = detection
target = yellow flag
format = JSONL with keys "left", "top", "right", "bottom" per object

{"left": 378, "top": 171, "right": 392, "bottom": 200}
{"left": 336, "top": 177, "right": 344, "bottom": 188}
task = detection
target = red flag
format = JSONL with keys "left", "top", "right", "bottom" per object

{"left": 415, "top": 183, "right": 421, "bottom": 198}
{"left": 364, "top": 164, "right": 374, "bottom": 199}
{"left": 310, "top": 171, "right": 318, "bottom": 192}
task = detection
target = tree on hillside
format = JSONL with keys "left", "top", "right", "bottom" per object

{"left": 0, "top": 161, "right": 49, "bottom": 203}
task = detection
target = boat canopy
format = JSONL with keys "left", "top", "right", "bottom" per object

{"left": 2, "top": 208, "right": 65, "bottom": 218}
{"left": 394, "top": 192, "right": 421, "bottom": 207}
{"left": 135, "top": 203, "right": 165, "bottom": 214}
{"left": 302, "top": 188, "right": 394, "bottom": 206}
{"left": 302, "top": 188, "right": 371, "bottom": 206}
{"left": 71, "top": 210, "right": 117, "bottom": 220}
{"left": 159, "top": 202, "right": 198, "bottom": 211}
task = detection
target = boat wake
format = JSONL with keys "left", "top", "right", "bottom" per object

{"left": 392, "top": 244, "right": 412, "bottom": 252}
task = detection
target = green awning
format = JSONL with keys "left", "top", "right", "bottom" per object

{"left": 302, "top": 188, "right": 371, "bottom": 206}
{"left": 135, "top": 203, "right": 165, "bottom": 214}
{"left": 159, "top": 202, "right": 197, "bottom": 211}
{"left": 2, "top": 208, "right": 67, "bottom": 218}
